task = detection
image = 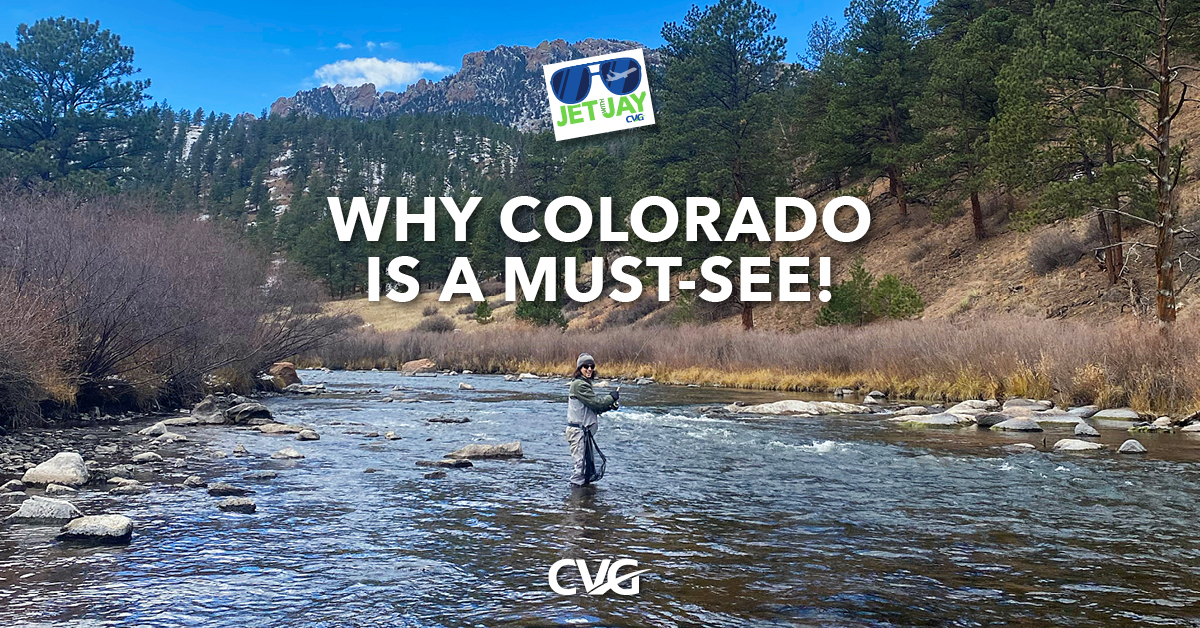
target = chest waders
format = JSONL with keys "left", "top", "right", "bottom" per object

{"left": 582, "top": 428, "right": 607, "bottom": 484}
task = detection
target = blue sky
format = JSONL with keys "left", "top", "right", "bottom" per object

{"left": 2, "top": 0, "right": 842, "bottom": 116}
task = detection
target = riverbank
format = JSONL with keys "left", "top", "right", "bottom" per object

{"left": 297, "top": 315, "right": 1200, "bottom": 417}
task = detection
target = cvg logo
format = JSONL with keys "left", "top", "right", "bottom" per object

{"left": 625, "top": 113, "right": 645, "bottom": 123}
{"left": 548, "top": 558, "right": 648, "bottom": 596}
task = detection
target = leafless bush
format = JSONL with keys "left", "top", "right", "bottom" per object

{"left": 457, "top": 302, "right": 478, "bottom": 315}
{"left": 422, "top": 304, "right": 440, "bottom": 316}
{"left": 601, "top": 294, "right": 664, "bottom": 328}
{"left": 0, "top": 188, "right": 353, "bottom": 427}
{"left": 1029, "top": 229, "right": 1087, "bottom": 275}
{"left": 479, "top": 280, "right": 505, "bottom": 297}
{"left": 414, "top": 314, "right": 456, "bottom": 333}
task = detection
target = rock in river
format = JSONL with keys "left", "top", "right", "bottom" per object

{"left": 271, "top": 447, "right": 305, "bottom": 460}
{"left": 182, "top": 476, "right": 207, "bottom": 488}
{"left": 735, "top": 400, "right": 871, "bottom": 415}
{"left": 137, "top": 422, "right": 168, "bottom": 436}
{"left": 1, "top": 480, "right": 25, "bottom": 493}
{"left": 258, "top": 423, "right": 305, "bottom": 435}
{"left": 1053, "top": 438, "right": 1106, "bottom": 452}
{"left": 44, "top": 483, "right": 77, "bottom": 496}
{"left": 5, "top": 495, "right": 83, "bottom": 523}
{"left": 295, "top": 429, "right": 320, "bottom": 441}
{"left": 57, "top": 515, "right": 133, "bottom": 544}
{"left": 1074, "top": 423, "right": 1101, "bottom": 437}
{"left": 990, "top": 418, "right": 1043, "bottom": 432}
{"left": 218, "top": 497, "right": 256, "bottom": 513}
{"left": 1118, "top": 439, "right": 1147, "bottom": 454}
{"left": 1093, "top": 408, "right": 1141, "bottom": 420}
{"left": 416, "top": 459, "right": 473, "bottom": 468}
{"left": 21, "top": 452, "right": 90, "bottom": 487}
{"left": 191, "top": 395, "right": 225, "bottom": 424}
{"left": 892, "top": 406, "right": 931, "bottom": 417}
{"left": 975, "top": 413, "right": 1011, "bottom": 428}
{"left": 131, "top": 452, "right": 162, "bottom": 464}
{"left": 445, "top": 442, "right": 523, "bottom": 459}
{"left": 225, "top": 403, "right": 273, "bottom": 424}
{"left": 207, "top": 482, "right": 253, "bottom": 497}
{"left": 423, "top": 470, "right": 447, "bottom": 479}
{"left": 428, "top": 416, "right": 470, "bottom": 424}
{"left": 896, "top": 413, "right": 972, "bottom": 428}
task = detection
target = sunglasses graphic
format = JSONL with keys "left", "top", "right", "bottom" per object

{"left": 550, "top": 57, "right": 643, "bottom": 105}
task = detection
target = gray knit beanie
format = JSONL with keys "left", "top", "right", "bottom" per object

{"left": 577, "top": 352, "right": 596, "bottom": 368}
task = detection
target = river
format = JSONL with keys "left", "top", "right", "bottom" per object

{"left": 3, "top": 370, "right": 1200, "bottom": 627}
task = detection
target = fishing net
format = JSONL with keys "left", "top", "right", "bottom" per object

{"left": 581, "top": 428, "right": 607, "bottom": 484}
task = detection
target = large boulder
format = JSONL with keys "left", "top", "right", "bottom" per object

{"left": 990, "top": 417, "right": 1043, "bottom": 432}
{"left": 57, "top": 515, "right": 133, "bottom": 544}
{"left": 1068, "top": 405, "right": 1101, "bottom": 418}
{"left": 445, "top": 442, "right": 524, "bottom": 459}
{"left": 1053, "top": 438, "right": 1106, "bottom": 452}
{"left": 5, "top": 495, "right": 83, "bottom": 523}
{"left": 162, "top": 416, "right": 200, "bottom": 427}
{"left": 295, "top": 429, "right": 320, "bottom": 441}
{"left": 191, "top": 395, "right": 225, "bottom": 424}
{"left": 268, "top": 362, "right": 302, "bottom": 387}
{"left": 401, "top": 358, "right": 437, "bottom": 374}
{"left": 1074, "top": 422, "right": 1101, "bottom": 437}
{"left": 131, "top": 452, "right": 162, "bottom": 464}
{"left": 892, "top": 406, "right": 931, "bottom": 417}
{"left": 21, "top": 452, "right": 90, "bottom": 487}
{"left": 225, "top": 403, "right": 273, "bottom": 424}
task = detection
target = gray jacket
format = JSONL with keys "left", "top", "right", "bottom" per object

{"left": 567, "top": 377, "right": 615, "bottom": 429}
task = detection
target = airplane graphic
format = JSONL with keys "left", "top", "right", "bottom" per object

{"left": 605, "top": 67, "right": 638, "bottom": 82}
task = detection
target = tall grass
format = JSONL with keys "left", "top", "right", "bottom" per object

{"left": 300, "top": 316, "right": 1200, "bottom": 415}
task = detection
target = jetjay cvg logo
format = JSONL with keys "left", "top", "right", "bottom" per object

{"left": 543, "top": 48, "right": 656, "bottom": 141}
{"left": 548, "top": 558, "right": 649, "bottom": 596}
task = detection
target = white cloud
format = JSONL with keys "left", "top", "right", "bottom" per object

{"left": 380, "top": 42, "right": 396, "bottom": 49}
{"left": 366, "top": 41, "right": 377, "bottom": 50}
{"left": 313, "top": 58, "right": 452, "bottom": 90}
{"left": 335, "top": 42, "right": 352, "bottom": 50}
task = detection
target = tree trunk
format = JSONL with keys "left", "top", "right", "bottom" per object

{"left": 1154, "top": 0, "right": 1176, "bottom": 325}
{"left": 887, "top": 166, "right": 908, "bottom": 217}
{"left": 741, "top": 303, "right": 754, "bottom": 331}
{"left": 1101, "top": 139, "right": 1124, "bottom": 284}
{"left": 1096, "top": 209, "right": 1117, "bottom": 284}
{"left": 970, "top": 190, "right": 985, "bottom": 240}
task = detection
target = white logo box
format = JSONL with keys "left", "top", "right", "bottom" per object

{"left": 543, "top": 48, "right": 656, "bottom": 141}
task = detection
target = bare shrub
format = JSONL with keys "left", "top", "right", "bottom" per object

{"left": 422, "top": 305, "right": 440, "bottom": 316}
{"left": 0, "top": 187, "right": 353, "bottom": 427}
{"left": 456, "top": 302, "right": 478, "bottom": 315}
{"left": 479, "top": 280, "right": 505, "bottom": 297}
{"left": 1029, "top": 229, "right": 1086, "bottom": 275}
{"left": 602, "top": 294, "right": 664, "bottom": 328}
{"left": 414, "top": 314, "right": 456, "bottom": 333}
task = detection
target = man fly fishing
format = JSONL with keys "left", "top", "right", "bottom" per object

{"left": 566, "top": 352, "right": 618, "bottom": 488}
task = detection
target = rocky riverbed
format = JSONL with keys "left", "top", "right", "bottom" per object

{"left": 6, "top": 370, "right": 1200, "bottom": 626}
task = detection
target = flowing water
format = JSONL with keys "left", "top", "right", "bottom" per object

{"left": 4, "top": 371, "right": 1200, "bottom": 627}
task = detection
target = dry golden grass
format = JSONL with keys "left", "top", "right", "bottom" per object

{"left": 299, "top": 315, "right": 1200, "bottom": 416}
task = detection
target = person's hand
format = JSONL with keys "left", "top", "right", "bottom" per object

{"left": 611, "top": 388, "right": 620, "bottom": 402}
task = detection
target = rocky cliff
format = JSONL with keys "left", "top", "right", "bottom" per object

{"left": 269, "top": 38, "right": 657, "bottom": 131}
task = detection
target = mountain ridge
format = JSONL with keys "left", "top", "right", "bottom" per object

{"left": 269, "top": 38, "right": 660, "bottom": 131}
